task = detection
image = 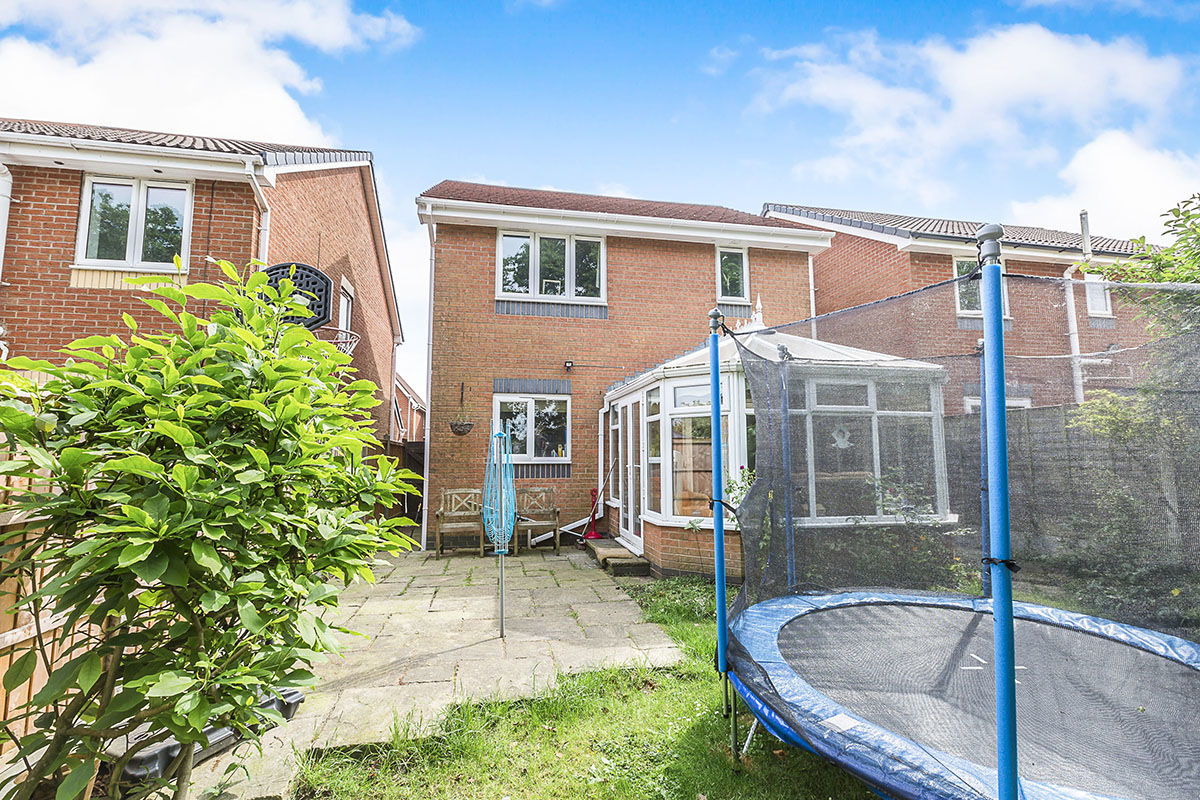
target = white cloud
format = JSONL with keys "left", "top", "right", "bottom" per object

{"left": 596, "top": 182, "right": 636, "bottom": 198}
{"left": 1016, "top": 0, "right": 1200, "bottom": 19}
{"left": 1010, "top": 131, "right": 1200, "bottom": 244}
{"left": 758, "top": 24, "right": 1185, "bottom": 207}
{"left": 701, "top": 45, "right": 739, "bottom": 76}
{"left": 0, "top": 1, "right": 420, "bottom": 143}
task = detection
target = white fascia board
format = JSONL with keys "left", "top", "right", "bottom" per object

{"left": 767, "top": 210, "right": 1119, "bottom": 266}
{"left": 417, "top": 197, "right": 833, "bottom": 253}
{"left": 0, "top": 134, "right": 262, "bottom": 183}
{"left": 262, "top": 159, "right": 372, "bottom": 185}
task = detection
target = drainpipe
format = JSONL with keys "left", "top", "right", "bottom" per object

{"left": 0, "top": 164, "right": 11, "bottom": 359}
{"left": 420, "top": 207, "right": 436, "bottom": 550}
{"left": 244, "top": 161, "right": 271, "bottom": 264}
{"left": 1062, "top": 210, "right": 1088, "bottom": 405}
{"left": 807, "top": 252, "right": 818, "bottom": 339}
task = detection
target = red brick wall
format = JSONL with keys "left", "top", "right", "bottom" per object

{"left": 427, "top": 224, "right": 813, "bottom": 543}
{"left": 806, "top": 226, "right": 912, "bottom": 314}
{"left": 641, "top": 519, "right": 744, "bottom": 579}
{"left": 264, "top": 167, "right": 398, "bottom": 439}
{"left": 0, "top": 165, "right": 256, "bottom": 360}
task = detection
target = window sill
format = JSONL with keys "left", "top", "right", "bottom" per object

{"left": 495, "top": 294, "right": 606, "bottom": 307}
{"left": 71, "top": 263, "right": 188, "bottom": 275}
{"left": 1086, "top": 313, "right": 1115, "bottom": 320}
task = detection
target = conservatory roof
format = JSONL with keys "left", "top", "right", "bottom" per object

{"left": 607, "top": 329, "right": 943, "bottom": 399}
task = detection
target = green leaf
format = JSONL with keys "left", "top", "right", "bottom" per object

{"left": 131, "top": 549, "right": 169, "bottom": 583}
{"left": 55, "top": 758, "right": 95, "bottom": 800}
{"left": 237, "top": 599, "right": 267, "bottom": 634}
{"left": 191, "top": 540, "right": 221, "bottom": 574}
{"left": 278, "top": 326, "right": 311, "bottom": 352}
{"left": 118, "top": 541, "right": 154, "bottom": 567}
{"left": 153, "top": 419, "right": 196, "bottom": 448}
{"left": 63, "top": 334, "right": 121, "bottom": 351}
{"left": 182, "top": 283, "right": 232, "bottom": 302}
{"left": 59, "top": 447, "right": 96, "bottom": 475}
{"left": 199, "top": 590, "right": 228, "bottom": 613}
{"left": 103, "top": 454, "right": 165, "bottom": 476}
{"left": 235, "top": 469, "right": 266, "bottom": 485}
{"left": 3, "top": 649, "right": 37, "bottom": 692}
{"left": 146, "top": 671, "right": 195, "bottom": 698}
{"left": 77, "top": 654, "right": 103, "bottom": 692}
{"left": 122, "top": 312, "right": 138, "bottom": 331}
{"left": 246, "top": 446, "right": 269, "bottom": 471}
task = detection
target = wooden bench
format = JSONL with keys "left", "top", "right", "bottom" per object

{"left": 433, "top": 488, "right": 484, "bottom": 557}
{"left": 516, "top": 486, "right": 561, "bottom": 555}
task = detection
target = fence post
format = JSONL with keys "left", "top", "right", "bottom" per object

{"left": 978, "top": 223, "right": 1020, "bottom": 800}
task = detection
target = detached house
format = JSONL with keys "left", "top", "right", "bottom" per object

{"left": 416, "top": 181, "right": 832, "bottom": 566}
{"left": 419, "top": 181, "right": 1151, "bottom": 579}
{"left": 0, "top": 118, "right": 403, "bottom": 442}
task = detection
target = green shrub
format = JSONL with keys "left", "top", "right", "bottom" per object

{"left": 0, "top": 260, "right": 418, "bottom": 800}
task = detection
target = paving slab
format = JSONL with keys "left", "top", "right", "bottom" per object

{"left": 189, "top": 547, "right": 680, "bottom": 799}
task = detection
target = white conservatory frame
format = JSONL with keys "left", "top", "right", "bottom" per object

{"left": 601, "top": 332, "right": 955, "bottom": 548}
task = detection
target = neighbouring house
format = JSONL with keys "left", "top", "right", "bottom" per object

{"left": 0, "top": 117, "right": 403, "bottom": 443}
{"left": 390, "top": 374, "right": 427, "bottom": 521}
{"left": 763, "top": 204, "right": 1147, "bottom": 412}
{"left": 416, "top": 180, "right": 832, "bottom": 567}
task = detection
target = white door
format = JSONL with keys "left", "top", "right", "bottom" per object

{"left": 617, "top": 399, "right": 644, "bottom": 554}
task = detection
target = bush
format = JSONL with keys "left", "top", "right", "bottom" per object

{"left": 0, "top": 260, "right": 418, "bottom": 800}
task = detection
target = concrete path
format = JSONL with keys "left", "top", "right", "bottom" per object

{"left": 190, "top": 548, "right": 680, "bottom": 799}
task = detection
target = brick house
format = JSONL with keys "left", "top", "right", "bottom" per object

{"left": 415, "top": 181, "right": 832, "bottom": 564}
{"left": 419, "top": 182, "right": 1151, "bottom": 578}
{"left": 0, "top": 118, "right": 403, "bottom": 441}
{"left": 762, "top": 204, "right": 1145, "bottom": 412}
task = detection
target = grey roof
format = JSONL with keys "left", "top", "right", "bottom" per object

{"left": 764, "top": 203, "right": 1140, "bottom": 257}
{"left": 0, "top": 118, "right": 371, "bottom": 167}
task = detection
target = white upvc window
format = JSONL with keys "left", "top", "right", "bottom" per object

{"left": 1083, "top": 272, "right": 1112, "bottom": 317}
{"left": 717, "top": 247, "right": 749, "bottom": 302}
{"left": 608, "top": 408, "right": 620, "bottom": 504}
{"left": 644, "top": 387, "right": 663, "bottom": 515}
{"left": 963, "top": 395, "right": 1032, "bottom": 414}
{"left": 496, "top": 231, "right": 605, "bottom": 303}
{"left": 494, "top": 394, "right": 571, "bottom": 463}
{"left": 954, "top": 257, "right": 1009, "bottom": 317}
{"left": 75, "top": 176, "right": 192, "bottom": 273}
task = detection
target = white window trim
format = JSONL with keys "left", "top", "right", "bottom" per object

{"left": 1083, "top": 272, "right": 1114, "bottom": 318}
{"left": 608, "top": 408, "right": 620, "bottom": 505}
{"left": 649, "top": 372, "right": 953, "bottom": 527}
{"left": 643, "top": 387, "right": 664, "bottom": 517}
{"left": 716, "top": 246, "right": 750, "bottom": 303}
{"left": 953, "top": 257, "right": 1010, "bottom": 318}
{"left": 339, "top": 278, "right": 355, "bottom": 333}
{"left": 73, "top": 175, "right": 193, "bottom": 274}
{"left": 963, "top": 395, "right": 1033, "bottom": 414}
{"left": 495, "top": 230, "right": 606, "bottom": 305}
{"left": 493, "top": 393, "right": 571, "bottom": 463}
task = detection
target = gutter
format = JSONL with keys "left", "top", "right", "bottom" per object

{"left": 243, "top": 160, "right": 271, "bottom": 264}
{"left": 0, "top": 164, "right": 9, "bottom": 360}
{"left": 807, "top": 252, "right": 817, "bottom": 339}
{"left": 419, "top": 202, "right": 436, "bottom": 551}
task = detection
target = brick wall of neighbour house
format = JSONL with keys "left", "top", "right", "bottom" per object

{"left": 263, "top": 167, "right": 397, "bottom": 441}
{"left": 0, "top": 165, "right": 257, "bottom": 361}
{"left": 804, "top": 224, "right": 913, "bottom": 314}
{"left": 428, "top": 223, "right": 813, "bottom": 570}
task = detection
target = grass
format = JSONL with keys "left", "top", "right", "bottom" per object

{"left": 292, "top": 576, "right": 874, "bottom": 800}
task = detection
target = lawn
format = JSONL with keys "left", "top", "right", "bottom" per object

{"left": 292, "top": 576, "right": 874, "bottom": 800}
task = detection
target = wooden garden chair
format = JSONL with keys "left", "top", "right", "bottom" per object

{"left": 433, "top": 488, "right": 485, "bottom": 557}
{"left": 515, "top": 486, "right": 561, "bottom": 555}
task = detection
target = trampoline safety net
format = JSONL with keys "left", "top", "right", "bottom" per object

{"left": 726, "top": 275, "right": 1200, "bottom": 800}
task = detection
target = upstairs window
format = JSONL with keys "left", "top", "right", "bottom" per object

{"left": 339, "top": 287, "right": 354, "bottom": 332}
{"left": 717, "top": 248, "right": 749, "bottom": 302}
{"left": 497, "top": 232, "right": 604, "bottom": 302}
{"left": 954, "top": 257, "right": 1009, "bottom": 317}
{"left": 1084, "top": 272, "right": 1112, "bottom": 317}
{"left": 76, "top": 177, "right": 190, "bottom": 272}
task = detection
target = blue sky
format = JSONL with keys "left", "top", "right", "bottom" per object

{"left": 1, "top": 0, "right": 1197, "bottom": 386}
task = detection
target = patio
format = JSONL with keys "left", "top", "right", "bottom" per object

{"left": 189, "top": 548, "right": 681, "bottom": 799}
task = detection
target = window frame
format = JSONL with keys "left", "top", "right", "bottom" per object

{"left": 339, "top": 279, "right": 355, "bottom": 333}
{"left": 492, "top": 393, "right": 571, "bottom": 463}
{"left": 1083, "top": 272, "right": 1113, "bottom": 317}
{"left": 74, "top": 175, "right": 193, "bottom": 273}
{"left": 953, "top": 257, "right": 1010, "bottom": 318}
{"left": 495, "top": 230, "right": 606, "bottom": 305}
{"left": 962, "top": 395, "right": 1032, "bottom": 414}
{"left": 716, "top": 246, "right": 750, "bottom": 303}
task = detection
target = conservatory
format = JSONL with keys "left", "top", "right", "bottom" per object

{"left": 601, "top": 324, "right": 953, "bottom": 575}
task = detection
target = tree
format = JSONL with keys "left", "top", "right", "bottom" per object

{"left": 1091, "top": 193, "right": 1200, "bottom": 284}
{"left": 0, "top": 259, "right": 418, "bottom": 800}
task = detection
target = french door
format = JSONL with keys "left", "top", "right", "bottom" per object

{"left": 616, "top": 398, "right": 644, "bottom": 554}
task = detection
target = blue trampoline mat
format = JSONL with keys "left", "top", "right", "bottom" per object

{"left": 728, "top": 592, "right": 1200, "bottom": 800}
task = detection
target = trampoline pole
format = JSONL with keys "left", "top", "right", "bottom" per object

{"left": 979, "top": 340, "right": 992, "bottom": 598}
{"left": 979, "top": 223, "right": 1020, "bottom": 800}
{"left": 709, "top": 309, "right": 729, "bottom": 677}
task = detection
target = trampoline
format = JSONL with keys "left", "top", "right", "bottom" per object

{"left": 728, "top": 593, "right": 1200, "bottom": 800}
{"left": 703, "top": 243, "right": 1200, "bottom": 800}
